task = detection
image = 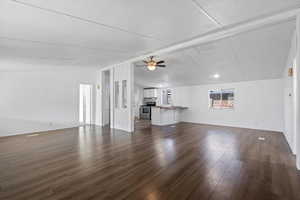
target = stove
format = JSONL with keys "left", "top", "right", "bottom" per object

{"left": 140, "top": 102, "right": 156, "bottom": 120}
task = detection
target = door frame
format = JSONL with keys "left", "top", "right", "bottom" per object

{"left": 101, "top": 70, "right": 111, "bottom": 127}
{"left": 79, "top": 84, "right": 93, "bottom": 125}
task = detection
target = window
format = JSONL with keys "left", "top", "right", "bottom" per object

{"left": 122, "top": 80, "right": 127, "bottom": 108}
{"left": 209, "top": 89, "right": 234, "bottom": 109}
{"left": 114, "top": 81, "right": 119, "bottom": 108}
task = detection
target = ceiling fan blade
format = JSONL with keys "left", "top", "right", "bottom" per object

{"left": 156, "top": 60, "right": 165, "bottom": 64}
{"left": 157, "top": 65, "right": 166, "bottom": 67}
{"left": 143, "top": 60, "right": 148, "bottom": 64}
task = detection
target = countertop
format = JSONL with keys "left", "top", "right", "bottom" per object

{"left": 152, "top": 106, "right": 188, "bottom": 110}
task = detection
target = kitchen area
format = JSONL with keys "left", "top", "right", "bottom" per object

{"left": 134, "top": 86, "right": 188, "bottom": 129}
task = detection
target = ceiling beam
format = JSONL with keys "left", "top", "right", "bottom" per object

{"left": 109, "top": 7, "right": 300, "bottom": 67}
{"left": 191, "top": 0, "right": 223, "bottom": 27}
{"left": 11, "top": 0, "right": 162, "bottom": 41}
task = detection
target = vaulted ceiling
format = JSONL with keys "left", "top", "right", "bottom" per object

{"left": 0, "top": 0, "right": 299, "bottom": 71}
{"left": 135, "top": 20, "right": 295, "bottom": 87}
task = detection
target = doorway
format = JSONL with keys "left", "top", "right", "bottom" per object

{"left": 102, "top": 70, "right": 111, "bottom": 127}
{"left": 79, "top": 84, "right": 92, "bottom": 125}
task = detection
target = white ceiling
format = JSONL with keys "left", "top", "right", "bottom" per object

{"left": 135, "top": 20, "right": 295, "bottom": 87}
{"left": 0, "top": 0, "right": 299, "bottom": 70}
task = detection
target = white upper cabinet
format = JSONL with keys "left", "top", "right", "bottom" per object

{"left": 144, "top": 89, "right": 157, "bottom": 98}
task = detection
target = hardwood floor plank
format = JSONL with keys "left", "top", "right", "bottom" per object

{"left": 0, "top": 123, "right": 299, "bottom": 200}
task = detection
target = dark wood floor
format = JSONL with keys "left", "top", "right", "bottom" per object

{"left": 0, "top": 123, "right": 299, "bottom": 200}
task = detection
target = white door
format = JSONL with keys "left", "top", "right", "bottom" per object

{"left": 102, "top": 70, "right": 110, "bottom": 126}
{"left": 79, "top": 84, "right": 92, "bottom": 125}
{"left": 113, "top": 63, "right": 134, "bottom": 132}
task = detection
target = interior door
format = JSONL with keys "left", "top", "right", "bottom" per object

{"left": 79, "top": 84, "right": 92, "bottom": 125}
{"left": 102, "top": 70, "right": 110, "bottom": 126}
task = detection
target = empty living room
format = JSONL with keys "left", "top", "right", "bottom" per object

{"left": 1, "top": 0, "right": 300, "bottom": 199}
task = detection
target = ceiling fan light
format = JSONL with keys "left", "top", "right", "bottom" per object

{"left": 147, "top": 65, "right": 156, "bottom": 71}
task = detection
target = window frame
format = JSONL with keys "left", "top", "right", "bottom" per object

{"left": 208, "top": 88, "right": 234, "bottom": 110}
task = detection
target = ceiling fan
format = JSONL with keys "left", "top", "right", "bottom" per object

{"left": 136, "top": 56, "right": 166, "bottom": 71}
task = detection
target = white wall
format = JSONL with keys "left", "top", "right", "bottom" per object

{"left": 171, "top": 87, "right": 192, "bottom": 107}
{"left": 0, "top": 69, "right": 97, "bottom": 137}
{"left": 134, "top": 84, "right": 143, "bottom": 119}
{"left": 113, "top": 62, "right": 134, "bottom": 132}
{"left": 171, "top": 79, "right": 284, "bottom": 132}
{"left": 96, "top": 62, "right": 134, "bottom": 132}
{"left": 283, "top": 31, "right": 296, "bottom": 154}
{"left": 296, "top": 15, "right": 300, "bottom": 170}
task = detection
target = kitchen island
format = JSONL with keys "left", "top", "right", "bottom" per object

{"left": 151, "top": 106, "right": 188, "bottom": 126}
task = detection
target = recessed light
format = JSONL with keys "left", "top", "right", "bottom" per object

{"left": 258, "top": 137, "right": 265, "bottom": 141}
{"left": 213, "top": 74, "right": 220, "bottom": 79}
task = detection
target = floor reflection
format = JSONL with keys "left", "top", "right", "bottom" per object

{"left": 3, "top": 123, "right": 292, "bottom": 199}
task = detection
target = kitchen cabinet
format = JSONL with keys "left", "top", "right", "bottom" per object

{"left": 143, "top": 89, "right": 149, "bottom": 98}
{"left": 151, "top": 106, "right": 188, "bottom": 126}
{"left": 144, "top": 89, "right": 157, "bottom": 98}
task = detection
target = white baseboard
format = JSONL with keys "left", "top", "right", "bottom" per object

{"left": 0, "top": 118, "right": 80, "bottom": 137}
{"left": 181, "top": 120, "right": 283, "bottom": 133}
{"left": 282, "top": 131, "right": 296, "bottom": 155}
